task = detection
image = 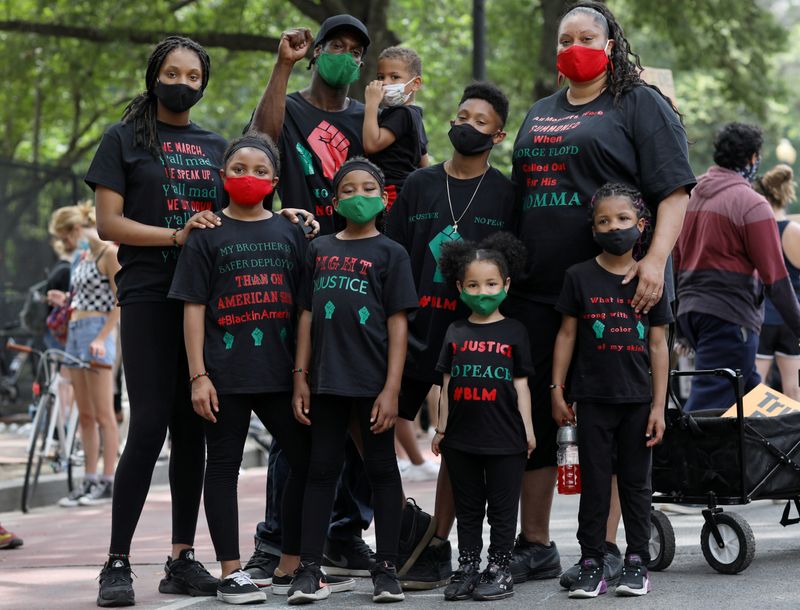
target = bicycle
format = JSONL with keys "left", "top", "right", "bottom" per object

{"left": 7, "top": 342, "right": 111, "bottom": 512}
{"left": 0, "top": 325, "right": 36, "bottom": 413}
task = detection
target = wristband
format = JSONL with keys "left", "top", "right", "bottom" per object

{"left": 291, "top": 368, "right": 310, "bottom": 376}
{"left": 171, "top": 228, "right": 181, "bottom": 248}
{"left": 190, "top": 371, "right": 209, "bottom": 383}
{"left": 549, "top": 384, "right": 565, "bottom": 390}
{"left": 434, "top": 427, "right": 446, "bottom": 435}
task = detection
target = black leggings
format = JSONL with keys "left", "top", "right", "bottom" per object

{"left": 577, "top": 402, "right": 652, "bottom": 563}
{"left": 204, "top": 393, "right": 310, "bottom": 561}
{"left": 442, "top": 447, "right": 526, "bottom": 567}
{"left": 110, "top": 301, "right": 206, "bottom": 555}
{"left": 300, "top": 395, "right": 402, "bottom": 564}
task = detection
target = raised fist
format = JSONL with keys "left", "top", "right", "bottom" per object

{"left": 309, "top": 120, "right": 350, "bottom": 180}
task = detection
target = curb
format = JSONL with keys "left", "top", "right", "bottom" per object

{"left": 0, "top": 444, "right": 266, "bottom": 514}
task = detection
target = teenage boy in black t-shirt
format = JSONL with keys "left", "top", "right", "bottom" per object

{"left": 385, "top": 82, "right": 516, "bottom": 587}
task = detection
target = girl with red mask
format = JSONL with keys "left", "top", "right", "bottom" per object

{"left": 169, "top": 132, "right": 312, "bottom": 604}
{"left": 506, "top": 0, "right": 695, "bottom": 597}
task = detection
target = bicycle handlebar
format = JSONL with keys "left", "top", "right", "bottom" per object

{"left": 5, "top": 341, "right": 112, "bottom": 370}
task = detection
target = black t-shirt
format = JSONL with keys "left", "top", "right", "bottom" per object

{"left": 511, "top": 86, "right": 696, "bottom": 304}
{"left": 168, "top": 213, "right": 307, "bottom": 395}
{"left": 277, "top": 92, "right": 365, "bottom": 236}
{"left": 436, "top": 318, "right": 534, "bottom": 455}
{"left": 85, "top": 120, "right": 227, "bottom": 305}
{"left": 556, "top": 258, "right": 673, "bottom": 404}
{"left": 299, "top": 234, "right": 418, "bottom": 397}
{"left": 368, "top": 105, "right": 428, "bottom": 189}
{"left": 385, "top": 163, "right": 516, "bottom": 383}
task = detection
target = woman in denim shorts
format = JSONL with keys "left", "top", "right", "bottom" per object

{"left": 48, "top": 202, "right": 121, "bottom": 507}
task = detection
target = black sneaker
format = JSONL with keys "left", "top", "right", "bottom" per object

{"left": 568, "top": 558, "right": 607, "bottom": 599}
{"left": 472, "top": 563, "right": 514, "bottom": 601}
{"left": 398, "top": 539, "right": 452, "bottom": 590}
{"left": 287, "top": 561, "right": 331, "bottom": 605}
{"left": 371, "top": 561, "right": 405, "bottom": 603}
{"left": 158, "top": 548, "right": 218, "bottom": 597}
{"left": 80, "top": 480, "right": 113, "bottom": 506}
{"left": 397, "top": 498, "right": 437, "bottom": 575}
{"left": 559, "top": 545, "right": 622, "bottom": 588}
{"left": 443, "top": 563, "right": 481, "bottom": 601}
{"left": 97, "top": 558, "right": 135, "bottom": 607}
{"left": 322, "top": 534, "right": 376, "bottom": 577}
{"left": 216, "top": 570, "right": 267, "bottom": 604}
{"left": 272, "top": 570, "right": 355, "bottom": 595}
{"left": 508, "top": 535, "right": 561, "bottom": 583}
{"left": 615, "top": 554, "right": 651, "bottom": 597}
{"left": 59, "top": 479, "right": 93, "bottom": 508}
{"left": 243, "top": 544, "right": 280, "bottom": 587}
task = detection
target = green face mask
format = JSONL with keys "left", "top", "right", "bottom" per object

{"left": 459, "top": 288, "right": 507, "bottom": 317}
{"left": 316, "top": 52, "right": 361, "bottom": 87}
{"left": 335, "top": 195, "right": 385, "bottom": 224}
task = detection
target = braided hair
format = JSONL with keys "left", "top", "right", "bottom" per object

{"left": 561, "top": 2, "right": 681, "bottom": 120}
{"left": 121, "top": 36, "right": 211, "bottom": 159}
{"left": 589, "top": 182, "right": 652, "bottom": 261}
{"left": 438, "top": 232, "right": 527, "bottom": 287}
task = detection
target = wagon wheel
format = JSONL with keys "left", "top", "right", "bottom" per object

{"left": 648, "top": 509, "right": 675, "bottom": 571}
{"left": 700, "top": 512, "right": 755, "bottom": 574}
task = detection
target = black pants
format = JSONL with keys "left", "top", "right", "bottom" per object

{"left": 204, "top": 393, "right": 310, "bottom": 561}
{"left": 110, "top": 301, "right": 205, "bottom": 555}
{"left": 577, "top": 402, "right": 652, "bottom": 563}
{"left": 502, "top": 297, "right": 560, "bottom": 469}
{"left": 442, "top": 447, "right": 526, "bottom": 565}
{"left": 300, "top": 395, "right": 402, "bottom": 564}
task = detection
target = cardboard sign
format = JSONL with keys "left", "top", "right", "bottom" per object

{"left": 640, "top": 67, "right": 677, "bottom": 106}
{"left": 722, "top": 383, "right": 800, "bottom": 418}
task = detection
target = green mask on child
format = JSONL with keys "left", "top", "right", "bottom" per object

{"left": 459, "top": 288, "right": 507, "bottom": 316}
{"left": 316, "top": 52, "right": 361, "bottom": 87}
{"left": 335, "top": 195, "right": 385, "bottom": 224}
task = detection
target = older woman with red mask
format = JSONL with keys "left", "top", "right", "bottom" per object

{"left": 505, "top": 0, "right": 695, "bottom": 599}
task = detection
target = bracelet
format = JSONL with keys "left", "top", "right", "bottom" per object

{"left": 549, "top": 384, "right": 565, "bottom": 390}
{"left": 189, "top": 371, "right": 209, "bottom": 383}
{"left": 434, "top": 427, "right": 446, "bottom": 435}
{"left": 171, "top": 228, "right": 181, "bottom": 248}
{"left": 291, "top": 368, "right": 310, "bottom": 376}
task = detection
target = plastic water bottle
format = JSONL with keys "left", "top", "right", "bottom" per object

{"left": 557, "top": 424, "right": 581, "bottom": 494}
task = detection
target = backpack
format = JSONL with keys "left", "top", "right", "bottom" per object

{"left": 19, "top": 280, "right": 49, "bottom": 335}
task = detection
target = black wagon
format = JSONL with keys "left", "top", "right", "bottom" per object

{"left": 648, "top": 368, "right": 800, "bottom": 574}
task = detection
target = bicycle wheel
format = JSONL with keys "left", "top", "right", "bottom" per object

{"left": 21, "top": 392, "right": 53, "bottom": 513}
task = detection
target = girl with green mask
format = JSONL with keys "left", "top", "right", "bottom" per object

{"left": 289, "top": 157, "right": 418, "bottom": 604}
{"left": 430, "top": 232, "right": 536, "bottom": 602}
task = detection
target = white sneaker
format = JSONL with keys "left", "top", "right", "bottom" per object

{"left": 58, "top": 479, "right": 93, "bottom": 507}
{"left": 79, "top": 480, "right": 113, "bottom": 506}
{"left": 401, "top": 460, "right": 440, "bottom": 482}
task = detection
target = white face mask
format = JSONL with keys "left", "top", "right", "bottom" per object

{"left": 381, "top": 78, "right": 415, "bottom": 107}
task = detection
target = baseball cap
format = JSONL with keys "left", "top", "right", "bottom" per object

{"left": 313, "top": 14, "right": 370, "bottom": 50}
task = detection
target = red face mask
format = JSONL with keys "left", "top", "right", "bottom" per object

{"left": 223, "top": 176, "right": 274, "bottom": 206}
{"left": 556, "top": 41, "right": 610, "bottom": 83}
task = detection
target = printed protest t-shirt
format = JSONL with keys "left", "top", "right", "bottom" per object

{"left": 85, "top": 120, "right": 227, "bottom": 304}
{"left": 168, "top": 213, "right": 306, "bottom": 394}
{"left": 511, "top": 86, "right": 696, "bottom": 304}
{"left": 299, "top": 234, "right": 418, "bottom": 397}
{"left": 385, "top": 163, "right": 515, "bottom": 383}
{"left": 368, "top": 105, "right": 428, "bottom": 188}
{"left": 277, "top": 92, "right": 365, "bottom": 235}
{"left": 436, "top": 318, "right": 533, "bottom": 455}
{"left": 556, "top": 258, "right": 673, "bottom": 404}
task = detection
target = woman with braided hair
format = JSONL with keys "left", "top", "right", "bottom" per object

{"left": 506, "top": 0, "right": 695, "bottom": 594}
{"left": 86, "top": 36, "right": 227, "bottom": 607}
{"left": 754, "top": 164, "right": 800, "bottom": 400}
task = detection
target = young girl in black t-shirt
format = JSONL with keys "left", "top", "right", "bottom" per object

{"left": 289, "top": 157, "right": 417, "bottom": 604}
{"left": 431, "top": 232, "right": 535, "bottom": 602}
{"left": 169, "top": 132, "right": 312, "bottom": 604}
{"left": 551, "top": 183, "right": 671, "bottom": 599}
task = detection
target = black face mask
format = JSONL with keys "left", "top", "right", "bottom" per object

{"left": 593, "top": 225, "right": 641, "bottom": 256}
{"left": 153, "top": 81, "right": 203, "bottom": 113}
{"left": 448, "top": 123, "right": 495, "bottom": 155}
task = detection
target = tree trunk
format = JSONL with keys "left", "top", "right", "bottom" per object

{"left": 533, "top": 0, "right": 571, "bottom": 102}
